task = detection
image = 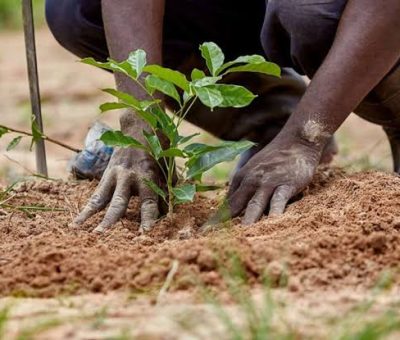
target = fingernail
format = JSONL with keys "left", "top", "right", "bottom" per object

{"left": 140, "top": 221, "right": 155, "bottom": 233}
{"left": 73, "top": 215, "right": 84, "bottom": 225}
{"left": 93, "top": 225, "right": 106, "bottom": 234}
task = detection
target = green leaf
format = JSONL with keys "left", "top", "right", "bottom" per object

{"left": 99, "top": 102, "right": 129, "bottom": 113}
{"left": 191, "top": 68, "right": 206, "bottom": 80}
{"left": 0, "top": 127, "right": 9, "bottom": 138}
{"left": 224, "top": 62, "right": 281, "bottom": 77}
{"left": 199, "top": 42, "right": 225, "bottom": 76}
{"left": 182, "top": 91, "right": 194, "bottom": 104}
{"left": 82, "top": 58, "right": 134, "bottom": 78}
{"left": 217, "top": 54, "right": 266, "bottom": 74}
{"left": 127, "top": 49, "right": 147, "bottom": 79}
{"left": 140, "top": 100, "right": 161, "bottom": 110}
{"left": 193, "top": 86, "right": 223, "bottom": 110}
{"left": 143, "top": 130, "right": 162, "bottom": 159}
{"left": 81, "top": 57, "right": 115, "bottom": 71}
{"left": 31, "top": 118, "right": 44, "bottom": 141}
{"left": 184, "top": 143, "right": 220, "bottom": 156}
{"left": 149, "top": 106, "right": 178, "bottom": 143}
{"left": 102, "top": 89, "right": 159, "bottom": 128}
{"left": 172, "top": 184, "right": 196, "bottom": 204}
{"left": 7, "top": 136, "right": 22, "bottom": 151}
{"left": 136, "top": 110, "right": 158, "bottom": 129}
{"left": 102, "top": 89, "right": 141, "bottom": 109}
{"left": 30, "top": 117, "right": 44, "bottom": 151}
{"left": 191, "top": 76, "right": 222, "bottom": 87}
{"left": 206, "top": 84, "right": 257, "bottom": 108}
{"left": 143, "top": 178, "right": 166, "bottom": 201}
{"left": 145, "top": 75, "right": 181, "bottom": 104}
{"left": 159, "top": 148, "right": 186, "bottom": 158}
{"left": 100, "top": 130, "right": 146, "bottom": 150}
{"left": 178, "top": 133, "right": 200, "bottom": 145}
{"left": 187, "top": 140, "right": 254, "bottom": 179}
{"left": 144, "top": 65, "right": 190, "bottom": 92}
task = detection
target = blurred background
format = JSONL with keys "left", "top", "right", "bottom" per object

{"left": 0, "top": 0, "right": 393, "bottom": 186}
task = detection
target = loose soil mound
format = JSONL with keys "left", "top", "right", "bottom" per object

{"left": 0, "top": 167, "right": 399, "bottom": 297}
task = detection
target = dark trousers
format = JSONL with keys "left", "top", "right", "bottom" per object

{"left": 45, "top": 0, "right": 349, "bottom": 78}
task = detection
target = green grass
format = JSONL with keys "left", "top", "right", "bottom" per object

{"left": 200, "top": 255, "right": 400, "bottom": 340}
{"left": 0, "top": 306, "right": 10, "bottom": 340}
{"left": 16, "top": 318, "right": 62, "bottom": 340}
{"left": 0, "top": 0, "right": 45, "bottom": 30}
{"left": 200, "top": 254, "right": 296, "bottom": 340}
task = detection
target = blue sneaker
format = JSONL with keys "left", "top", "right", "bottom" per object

{"left": 69, "top": 122, "right": 114, "bottom": 180}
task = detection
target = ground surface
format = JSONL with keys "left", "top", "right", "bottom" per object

{"left": 1, "top": 28, "right": 400, "bottom": 339}
{"left": 1, "top": 168, "right": 400, "bottom": 338}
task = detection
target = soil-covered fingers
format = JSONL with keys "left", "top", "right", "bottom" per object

{"left": 92, "top": 176, "right": 132, "bottom": 234}
{"left": 138, "top": 179, "right": 160, "bottom": 232}
{"left": 73, "top": 170, "right": 116, "bottom": 226}
{"left": 228, "top": 176, "right": 260, "bottom": 218}
{"left": 269, "top": 185, "right": 296, "bottom": 216}
{"left": 242, "top": 186, "right": 274, "bottom": 225}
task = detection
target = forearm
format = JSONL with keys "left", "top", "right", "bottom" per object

{"left": 102, "top": 0, "right": 165, "bottom": 134}
{"left": 102, "top": 0, "right": 164, "bottom": 95}
{"left": 281, "top": 0, "right": 400, "bottom": 147}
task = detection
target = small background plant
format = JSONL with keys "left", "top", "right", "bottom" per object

{"left": 0, "top": 0, "right": 45, "bottom": 30}
{"left": 83, "top": 42, "right": 281, "bottom": 216}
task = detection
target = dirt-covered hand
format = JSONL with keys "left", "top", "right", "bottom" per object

{"left": 73, "top": 146, "right": 162, "bottom": 233}
{"left": 228, "top": 138, "right": 323, "bottom": 225}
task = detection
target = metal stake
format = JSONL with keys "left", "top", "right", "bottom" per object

{"left": 22, "top": 0, "right": 48, "bottom": 176}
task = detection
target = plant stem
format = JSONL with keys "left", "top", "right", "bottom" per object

{"left": 0, "top": 125, "right": 81, "bottom": 153}
{"left": 167, "top": 156, "right": 175, "bottom": 217}
{"left": 177, "top": 97, "right": 198, "bottom": 127}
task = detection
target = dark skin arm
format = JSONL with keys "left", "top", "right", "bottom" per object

{"left": 230, "top": 0, "right": 400, "bottom": 224}
{"left": 74, "top": 0, "right": 165, "bottom": 233}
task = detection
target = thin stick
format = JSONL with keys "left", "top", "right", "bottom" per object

{"left": 3, "top": 154, "right": 36, "bottom": 175}
{"left": 0, "top": 125, "right": 81, "bottom": 153}
{"left": 156, "top": 260, "right": 179, "bottom": 305}
{"left": 22, "top": 0, "right": 48, "bottom": 175}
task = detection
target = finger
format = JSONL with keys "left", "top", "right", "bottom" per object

{"left": 138, "top": 179, "right": 159, "bottom": 232}
{"left": 93, "top": 177, "right": 132, "bottom": 233}
{"left": 269, "top": 185, "right": 295, "bottom": 216}
{"left": 228, "top": 177, "right": 258, "bottom": 218}
{"left": 228, "top": 172, "right": 243, "bottom": 197}
{"left": 242, "top": 187, "right": 274, "bottom": 225}
{"left": 73, "top": 171, "right": 115, "bottom": 226}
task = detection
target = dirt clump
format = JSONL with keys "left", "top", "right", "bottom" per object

{"left": 0, "top": 167, "right": 399, "bottom": 297}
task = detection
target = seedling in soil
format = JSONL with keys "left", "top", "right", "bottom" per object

{"left": 82, "top": 42, "right": 281, "bottom": 216}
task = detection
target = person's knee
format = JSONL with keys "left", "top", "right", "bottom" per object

{"left": 46, "top": 0, "right": 107, "bottom": 59}
{"left": 45, "top": 0, "right": 78, "bottom": 52}
{"left": 263, "top": 0, "right": 346, "bottom": 76}
{"left": 355, "top": 63, "right": 400, "bottom": 127}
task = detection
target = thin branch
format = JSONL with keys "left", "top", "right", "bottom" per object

{"left": 0, "top": 125, "right": 81, "bottom": 153}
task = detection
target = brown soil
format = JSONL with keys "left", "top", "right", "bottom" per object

{"left": 1, "top": 167, "right": 399, "bottom": 298}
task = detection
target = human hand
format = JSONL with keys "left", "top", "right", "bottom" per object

{"left": 226, "top": 137, "right": 323, "bottom": 224}
{"left": 73, "top": 146, "right": 162, "bottom": 233}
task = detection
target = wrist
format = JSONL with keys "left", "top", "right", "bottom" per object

{"left": 274, "top": 119, "right": 332, "bottom": 153}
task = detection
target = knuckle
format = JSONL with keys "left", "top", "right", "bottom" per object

{"left": 111, "top": 194, "right": 129, "bottom": 206}
{"left": 87, "top": 193, "right": 104, "bottom": 209}
{"left": 248, "top": 198, "right": 265, "bottom": 210}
